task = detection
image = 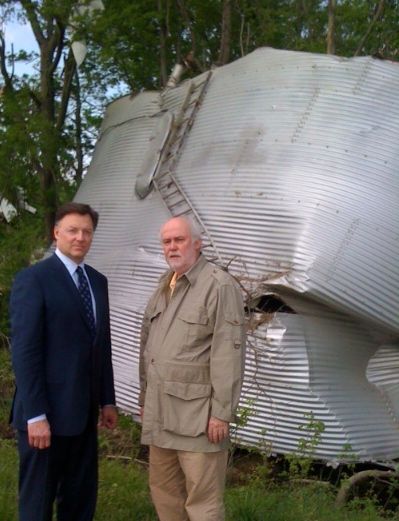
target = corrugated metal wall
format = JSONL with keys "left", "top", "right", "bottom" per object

{"left": 75, "top": 47, "right": 399, "bottom": 462}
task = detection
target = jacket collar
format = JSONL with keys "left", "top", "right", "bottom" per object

{"left": 160, "top": 253, "right": 207, "bottom": 288}
{"left": 181, "top": 253, "right": 207, "bottom": 285}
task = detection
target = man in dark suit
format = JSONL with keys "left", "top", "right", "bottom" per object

{"left": 10, "top": 202, "right": 117, "bottom": 521}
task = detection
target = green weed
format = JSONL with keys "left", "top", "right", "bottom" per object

{"left": 0, "top": 440, "right": 18, "bottom": 521}
{"left": 95, "top": 459, "right": 156, "bottom": 520}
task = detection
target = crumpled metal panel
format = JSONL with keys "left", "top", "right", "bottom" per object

{"left": 75, "top": 47, "right": 399, "bottom": 462}
{"left": 236, "top": 305, "right": 399, "bottom": 461}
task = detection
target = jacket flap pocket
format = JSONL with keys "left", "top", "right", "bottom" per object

{"left": 178, "top": 306, "right": 208, "bottom": 325}
{"left": 224, "top": 313, "right": 244, "bottom": 326}
{"left": 164, "top": 381, "right": 211, "bottom": 400}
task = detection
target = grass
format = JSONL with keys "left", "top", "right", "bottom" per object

{"left": 0, "top": 438, "right": 156, "bottom": 521}
{"left": 226, "top": 483, "right": 399, "bottom": 521}
{"left": 2, "top": 437, "right": 399, "bottom": 521}
{"left": 96, "top": 459, "right": 156, "bottom": 520}
{"left": 0, "top": 439, "right": 18, "bottom": 521}
{"left": 1, "top": 344, "right": 399, "bottom": 521}
{"left": 0, "top": 345, "right": 14, "bottom": 440}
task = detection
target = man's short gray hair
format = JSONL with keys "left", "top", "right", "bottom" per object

{"left": 160, "top": 215, "right": 203, "bottom": 241}
{"left": 185, "top": 215, "right": 202, "bottom": 241}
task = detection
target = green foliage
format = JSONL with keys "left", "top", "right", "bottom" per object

{"left": 338, "top": 443, "right": 359, "bottom": 475}
{"left": 0, "top": 346, "right": 14, "bottom": 441}
{"left": 336, "top": 0, "right": 399, "bottom": 57}
{"left": 0, "top": 439, "right": 18, "bottom": 521}
{"left": 95, "top": 459, "right": 157, "bottom": 520}
{"left": 1, "top": 0, "right": 398, "bottom": 244}
{"left": 0, "top": 0, "right": 106, "bottom": 242}
{"left": 88, "top": 0, "right": 399, "bottom": 96}
{"left": 225, "top": 480, "right": 396, "bottom": 521}
{"left": 1, "top": 432, "right": 397, "bottom": 521}
{"left": 0, "top": 345, "right": 394, "bottom": 521}
{"left": 0, "top": 212, "right": 46, "bottom": 337}
{"left": 0, "top": 388, "right": 397, "bottom": 521}
{"left": 0, "top": 88, "right": 38, "bottom": 200}
{"left": 286, "top": 411, "right": 325, "bottom": 478}
{"left": 230, "top": 398, "right": 256, "bottom": 447}
{"left": 98, "top": 413, "right": 143, "bottom": 460}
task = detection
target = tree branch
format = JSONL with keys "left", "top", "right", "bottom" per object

{"left": 0, "top": 32, "right": 13, "bottom": 91}
{"left": 354, "top": 0, "right": 385, "bottom": 56}
{"left": 56, "top": 49, "right": 76, "bottom": 132}
{"left": 49, "top": 22, "right": 65, "bottom": 74}
{"left": 239, "top": 12, "right": 245, "bottom": 57}
{"left": 176, "top": 0, "right": 197, "bottom": 55}
{"left": 21, "top": 0, "right": 45, "bottom": 46}
{"left": 29, "top": 90, "right": 42, "bottom": 110}
{"left": 73, "top": 69, "right": 83, "bottom": 184}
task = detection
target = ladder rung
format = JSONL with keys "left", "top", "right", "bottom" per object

{"left": 168, "top": 198, "right": 188, "bottom": 209}
{"left": 175, "top": 208, "right": 193, "bottom": 216}
{"left": 165, "top": 187, "right": 180, "bottom": 197}
{"left": 155, "top": 172, "right": 173, "bottom": 184}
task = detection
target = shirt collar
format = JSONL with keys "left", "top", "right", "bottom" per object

{"left": 55, "top": 248, "right": 85, "bottom": 277}
{"left": 178, "top": 254, "right": 207, "bottom": 286}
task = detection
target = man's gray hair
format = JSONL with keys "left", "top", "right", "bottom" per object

{"left": 160, "top": 215, "right": 203, "bottom": 241}
{"left": 185, "top": 215, "right": 202, "bottom": 241}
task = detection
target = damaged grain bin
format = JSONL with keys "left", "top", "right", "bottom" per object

{"left": 74, "top": 47, "right": 399, "bottom": 462}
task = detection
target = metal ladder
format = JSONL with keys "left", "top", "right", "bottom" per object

{"left": 153, "top": 71, "right": 224, "bottom": 265}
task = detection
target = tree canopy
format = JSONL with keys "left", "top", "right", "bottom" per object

{"left": 1, "top": 0, "right": 398, "bottom": 239}
{"left": 0, "top": 0, "right": 398, "bottom": 332}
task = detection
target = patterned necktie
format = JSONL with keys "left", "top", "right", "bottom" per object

{"left": 76, "top": 266, "right": 96, "bottom": 338}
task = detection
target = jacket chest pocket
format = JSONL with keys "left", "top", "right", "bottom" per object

{"left": 177, "top": 306, "right": 210, "bottom": 348}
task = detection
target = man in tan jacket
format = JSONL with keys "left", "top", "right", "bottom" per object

{"left": 139, "top": 216, "right": 246, "bottom": 521}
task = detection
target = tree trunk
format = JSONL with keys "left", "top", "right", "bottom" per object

{"left": 19, "top": 1, "right": 76, "bottom": 243}
{"left": 217, "top": 0, "right": 232, "bottom": 66}
{"left": 327, "top": 0, "right": 336, "bottom": 55}
{"left": 0, "top": 32, "right": 14, "bottom": 93}
{"left": 39, "top": 166, "right": 57, "bottom": 244}
{"left": 39, "top": 40, "right": 58, "bottom": 243}
{"left": 158, "top": 0, "right": 168, "bottom": 87}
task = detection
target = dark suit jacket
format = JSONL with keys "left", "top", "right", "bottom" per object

{"left": 10, "top": 254, "right": 115, "bottom": 436}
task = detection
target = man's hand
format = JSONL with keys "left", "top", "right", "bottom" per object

{"left": 99, "top": 405, "right": 118, "bottom": 430}
{"left": 207, "top": 416, "right": 229, "bottom": 444}
{"left": 28, "top": 419, "right": 51, "bottom": 449}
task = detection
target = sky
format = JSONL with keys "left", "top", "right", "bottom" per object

{"left": 5, "top": 19, "right": 35, "bottom": 49}
{"left": 2, "top": 14, "right": 127, "bottom": 100}
{"left": 4, "top": 19, "right": 37, "bottom": 76}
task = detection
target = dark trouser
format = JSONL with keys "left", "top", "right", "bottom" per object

{"left": 17, "top": 422, "right": 98, "bottom": 521}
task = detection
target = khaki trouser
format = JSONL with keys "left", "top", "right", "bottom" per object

{"left": 149, "top": 445, "right": 228, "bottom": 521}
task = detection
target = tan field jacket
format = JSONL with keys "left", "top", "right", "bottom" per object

{"left": 139, "top": 255, "right": 246, "bottom": 452}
